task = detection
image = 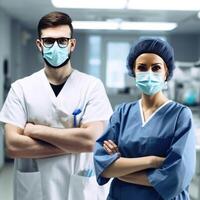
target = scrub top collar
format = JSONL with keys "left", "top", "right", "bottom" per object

{"left": 139, "top": 99, "right": 172, "bottom": 127}
{"left": 41, "top": 68, "right": 75, "bottom": 101}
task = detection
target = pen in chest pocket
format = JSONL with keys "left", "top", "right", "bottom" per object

{"left": 72, "top": 109, "right": 82, "bottom": 127}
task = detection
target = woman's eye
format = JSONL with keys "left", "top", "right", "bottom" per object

{"left": 137, "top": 65, "right": 147, "bottom": 71}
{"left": 152, "top": 65, "right": 161, "bottom": 72}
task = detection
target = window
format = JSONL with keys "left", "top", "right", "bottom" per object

{"left": 106, "top": 42, "right": 130, "bottom": 88}
{"left": 87, "top": 36, "right": 101, "bottom": 78}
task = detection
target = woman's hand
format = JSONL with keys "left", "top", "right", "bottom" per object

{"left": 103, "top": 140, "right": 119, "bottom": 155}
{"left": 103, "top": 140, "right": 164, "bottom": 169}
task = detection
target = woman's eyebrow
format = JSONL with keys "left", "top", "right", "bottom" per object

{"left": 152, "top": 63, "right": 162, "bottom": 66}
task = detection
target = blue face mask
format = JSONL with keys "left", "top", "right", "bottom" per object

{"left": 135, "top": 72, "right": 165, "bottom": 96}
{"left": 43, "top": 42, "right": 69, "bottom": 68}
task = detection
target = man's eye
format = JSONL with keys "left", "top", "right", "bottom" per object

{"left": 44, "top": 38, "right": 54, "bottom": 44}
{"left": 58, "top": 39, "right": 67, "bottom": 43}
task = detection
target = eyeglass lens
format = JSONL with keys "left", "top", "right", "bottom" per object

{"left": 42, "top": 37, "right": 71, "bottom": 48}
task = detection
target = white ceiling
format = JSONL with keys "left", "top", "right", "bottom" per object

{"left": 1, "top": 0, "right": 200, "bottom": 34}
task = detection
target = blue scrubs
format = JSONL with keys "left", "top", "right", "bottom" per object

{"left": 94, "top": 100, "right": 196, "bottom": 200}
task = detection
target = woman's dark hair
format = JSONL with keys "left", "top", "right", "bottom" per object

{"left": 37, "top": 11, "right": 73, "bottom": 38}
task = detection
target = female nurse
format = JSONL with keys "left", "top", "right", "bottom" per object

{"left": 94, "top": 38, "right": 196, "bottom": 200}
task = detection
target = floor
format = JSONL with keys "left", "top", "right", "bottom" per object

{"left": 0, "top": 161, "right": 14, "bottom": 200}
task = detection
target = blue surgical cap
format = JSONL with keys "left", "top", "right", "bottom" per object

{"left": 126, "top": 38, "right": 175, "bottom": 80}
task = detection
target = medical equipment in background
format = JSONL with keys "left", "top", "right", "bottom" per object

{"left": 173, "top": 62, "right": 200, "bottom": 107}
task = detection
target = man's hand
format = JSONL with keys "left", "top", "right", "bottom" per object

{"left": 24, "top": 123, "right": 35, "bottom": 136}
{"left": 23, "top": 121, "right": 105, "bottom": 153}
{"left": 24, "top": 123, "right": 44, "bottom": 137}
{"left": 5, "top": 123, "right": 66, "bottom": 158}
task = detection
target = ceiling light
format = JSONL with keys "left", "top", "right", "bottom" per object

{"left": 52, "top": 0, "right": 200, "bottom": 11}
{"left": 72, "top": 21, "right": 119, "bottom": 30}
{"left": 51, "top": 0, "right": 126, "bottom": 9}
{"left": 127, "top": 0, "right": 200, "bottom": 11}
{"left": 120, "top": 22, "right": 177, "bottom": 31}
{"left": 72, "top": 21, "right": 177, "bottom": 31}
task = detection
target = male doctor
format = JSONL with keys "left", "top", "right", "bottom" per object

{"left": 0, "top": 11, "right": 113, "bottom": 200}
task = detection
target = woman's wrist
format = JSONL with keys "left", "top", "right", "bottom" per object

{"left": 149, "top": 156, "right": 164, "bottom": 168}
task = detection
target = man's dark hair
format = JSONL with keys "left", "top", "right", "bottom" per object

{"left": 37, "top": 11, "right": 74, "bottom": 38}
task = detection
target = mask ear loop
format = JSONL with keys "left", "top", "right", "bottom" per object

{"left": 163, "top": 81, "right": 168, "bottom": 90}
{"left": 163, "top": 68, "right": 168, "bottom": 90}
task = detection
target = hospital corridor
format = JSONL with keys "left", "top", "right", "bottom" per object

{"left": 1, "top": 0, "right": 200, "bottom": 200}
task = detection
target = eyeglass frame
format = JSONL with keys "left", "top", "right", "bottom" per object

{"left": 40, "top": 37, "right": 72, "bottom": 48}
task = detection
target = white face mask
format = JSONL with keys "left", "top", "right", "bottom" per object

{"left": 135, "top": 71, "right": 165, "bottom": 96}
{"left": 43, "top": 42, "right": 70, "bottom": 68}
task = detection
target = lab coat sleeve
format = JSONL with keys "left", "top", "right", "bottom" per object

{"left": 0, "top": 82, "right": 27, "bottom": 129}
{"left": 147, "top": 107, "right": 196, "bottom": 200}
{"left": 81, "top": 79, "right": 113, "bottom": 123}
{"left": 93, "top": 105, "right": 123, "bottom": 185}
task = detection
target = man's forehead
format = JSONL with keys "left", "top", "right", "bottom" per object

{"left": 41, "top": 25, "right": 71, "bottom": 37}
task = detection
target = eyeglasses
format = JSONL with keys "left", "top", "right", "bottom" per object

{"left": 41, "top": 37, "right": 71, "bottom": 48}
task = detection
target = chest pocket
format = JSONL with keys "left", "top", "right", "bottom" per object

{"left": 57, "top": 109, "right": 82, "bottom": 128}
{"left": 55, "top": 103, "right": 83, "bottom": 128}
